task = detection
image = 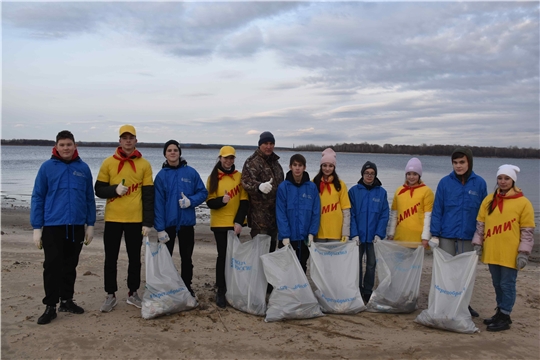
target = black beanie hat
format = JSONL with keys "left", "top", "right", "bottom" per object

{"left": 258, "top": 131, "right": 276, "bottom": 146}
{"left": 163, "top": 140, "right": 181, "bottom": 157}
{"left": 361, "top": 161, "right": 377, "bottom": 176}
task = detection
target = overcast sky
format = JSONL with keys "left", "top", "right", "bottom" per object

{"left": 2, "top": 1, "right": 539, "bottom": 148}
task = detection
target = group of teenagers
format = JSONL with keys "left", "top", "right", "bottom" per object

{"left": 31, "top": 126, "right": 535, "bottom": 334}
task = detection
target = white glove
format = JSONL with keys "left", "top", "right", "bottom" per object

{"left": 33, "top": 229, "right": 43, "bottom": 250}
{"left": 84, "top": 226, "right": 94, "bottom": 246}
{"left": 222, "top": 190, "right": 230, "bottom": 204}
{"left": 473, "top": 245, "right": 482, "bottom": 257}
{"left": 308, "top": 234, "right": 314, "bottom": 247}
{"left": 282, "top": 238, "right": 290, "bottom": 246}
{"left": 178, "top": 192, "right": 191, "bottom": 208}
{"left": 340, "top": 236, "right": 349, "bottom": 243}
{"left": 141, "top": 226, "right": 152, "bottom": 236}
{"left": 517, "top": 253, "right": 528, "bottom": 270}
{"left": 352, "top": 236, "right": 359, "bottom": 246}
{"left": 157, "top": 231, "right": 170, "bottom": 243}
{"left": 428, "top": 236, "right": 439, "bottom": 248}
{"left": 258, "top": 178, "right": 273, "bottom": 194}
{"left": 373, "top": 235, "right": 381, "bottom": 244}
{"left": 234, "top": 223, "right": 242, "bottom": 235}
{"left": 115, "top": 181, "right": 128, "bottom": 196}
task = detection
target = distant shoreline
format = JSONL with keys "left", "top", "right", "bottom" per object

{"left": 2, "top": 139, "right": 538, "bottom": 158}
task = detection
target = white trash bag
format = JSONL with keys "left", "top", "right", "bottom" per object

{"left": 309, "top": 241, "right": 365, "bottom": 314}
{"left": 225, "top": 232, "right": 270, "bottom": 316}
{"left": 415, "top": 247, "right": 479, "bottom": 333}
{"left": 367, "top": 240, "right": 424, "bottom": 313}
{"left": 142, "top": 237, "right": 198, "bottom": 319}
{"left": 261, "top": 245, "right": 324, "bottom": 322}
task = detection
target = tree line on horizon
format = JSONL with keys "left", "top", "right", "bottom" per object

{"left": 2, "top": 139, "right": 538, "bottom": 158}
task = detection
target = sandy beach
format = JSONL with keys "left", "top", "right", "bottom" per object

{"left": 1, "top": 207, "right": 539, "bottom": 359}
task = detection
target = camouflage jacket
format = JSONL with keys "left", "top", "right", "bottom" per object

{"left": 241, "top": 149, "right": 285, "bottom": 231}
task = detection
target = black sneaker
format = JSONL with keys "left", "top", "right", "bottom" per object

{"left": 468, "top": 305, "right": 479, "bottom": 318}
{"left": 37, "top": 306, "right": 57, "bottom": 325}
{"left": 484, "top": 308, "right": 512, "bottom": 325}
{"left": 59, "top": 299, "right": 84, "bottom": 314}
{"left": 487, "top": 313, "right": 511, "bottom": 332}
{"left": 216, "top": 292, "right": 226, "bottom": 309}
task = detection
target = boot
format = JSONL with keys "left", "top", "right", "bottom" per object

{"left": 468, "top": 305, "right": 479, "bottom": 317}
{"left": 37, "top": 305, "right": 57, "bottom": 325}
{"left": 487, "top": 313, "right": 511, "bottom": 332}
{"left": 216, "top": 293, "right": 227, "bottom": 309}
{"left": 483, "top": 307, "right": 512, "bottom": 325}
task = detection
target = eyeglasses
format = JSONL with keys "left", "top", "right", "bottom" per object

{"left": 364, "top": 172, "right": 375, "bottom": 177}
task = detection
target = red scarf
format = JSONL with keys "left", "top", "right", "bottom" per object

{"left": 218, "top": 169, "right": 238, "bottom": 180}
{"left": 52, "top": 147, "right": 79, "bottom": 161}
{"left": 319, "top": 176, "right": 334, "bottom": 195}
{"left": 398, "top": 183, "right": 426, "bottom": 198}
{"left": 491, "top": 190, "right": 523, "bottom": 213}
{"left": 113, "top": 147, "right": 142, "bottom": 173}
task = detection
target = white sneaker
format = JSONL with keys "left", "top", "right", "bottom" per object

{"left": 100, "top": 294, "right": 117, "bottom": 312}
{"left": 127, "top": 292, "right": 142, "bottom": 308}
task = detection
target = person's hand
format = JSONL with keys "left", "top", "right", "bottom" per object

{"left": 157, "top": 231, "right": 170, "bottom": 243}
{"left": 178, "top": 192, "right": 191, "bottom": 208}
{"left": 473, "top": 245, "right": 482, "bottom": 256}
{"left": 308, "top": 234, "right": 314, "bottom": 247}
{"left": 234, "top": 223, "right": 242, "bottom": 235}
{"left": 258, "top": 178, "right": 273, "bottom": 194}
{"left": 387, "top": 235, "right": 394, "bottom": 240}
{"left": 352, "top": 236, "right": 359, "bottom": 245}
{"left": 222, "top": 190, "right": 230, "bottom": 204}
{"left": 84, "top": 226, "right": 94, "bottom": 246}
{"left": 115, "top": 180, "right": 128, "bottom": 196}
{"left": 282, "top": 238, "right": 290, "bottom": 246}
{"left": 33, "top": 229, "right": 43, "bottom": 250}
{"left": 373, "top": 235, "right": 381, "bottom": 244}
{"left": 421, "top": 239, "right": 429, "bottom": 249}
{"left": 428, "top": 236, "right": 439, "bottom": 248}
{"left": 517, "top": 253, "right": 528, "bottom": 270}
{"left": 340, "top": 236, "right": 349, "bottom": 243}
{"left": 141, "top": 226, "right": 152, "bottom": 237}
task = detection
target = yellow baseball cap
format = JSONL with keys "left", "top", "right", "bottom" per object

{"left": 219, "top": 146, "right": 236, "bottom": 157}
{"left": 119, "top": 124, "right": 136, "bottom": 136}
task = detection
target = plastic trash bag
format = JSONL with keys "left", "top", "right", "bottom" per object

{"left": 309, "top": 241, "right": 366, "bottom": 314}
{"left": 415, "top": 247, "right": 479, "bottom": 333}
{"left": 225, "top": 232, "right": 270, "bottom": 316}
{"left": 367, "top": 240, "right": 424, "bottom": 313}
{"left": 261, "top": 245, "right": 324, "bottom": 322}
{"left": 141, "top": 237, "right": 198, "bottom": 319}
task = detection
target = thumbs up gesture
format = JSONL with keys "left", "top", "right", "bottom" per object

{"left": 178, "top": 192, "right": 191, "bottom": 209}
{"left": 222, "top": 190, "right": 230, "bottom": 204}
{"left": 258, "top": 178, "right": 273, "bottom": 194}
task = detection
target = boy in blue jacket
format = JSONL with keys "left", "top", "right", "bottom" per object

{"left": 154, "top": 140, "right": 208, "bottom": 296}
{"left": 276, "top": 154, "right": 320, "bottom": 273}
{"left": 31, "top": 130, "right": 96, "bottom": 325}
{"left": 349, "top": 161, "right": 389, "bottom": 303}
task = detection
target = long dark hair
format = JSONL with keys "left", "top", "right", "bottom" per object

{"left": 313, "top": 165, "right": 341, "bottom": 192}
{"left": 208, "top": 160, "right": 221, "bottom": 195}
{"left": 487, "top": 181, "right": 515, "bottom": 215}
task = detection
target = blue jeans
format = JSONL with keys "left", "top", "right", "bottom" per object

{"left": 359, "top": 243, "right": 376, "bottom": 296}
{"left": 488, "top": 264, "right": 518, "bottom": 315}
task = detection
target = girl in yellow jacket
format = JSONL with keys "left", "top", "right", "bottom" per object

{"left": 205, "top": 146, "right": 249, "bottom": 309}
{"left": 387, "top": 157, "right": 434, "bottom": 248}
{"left": 472, "top": 164, "right": 535, "bottom": 332}
{"left": 312, "top": 148, "right": 351, "bottom": 242}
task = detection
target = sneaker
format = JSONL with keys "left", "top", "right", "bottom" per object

{"left": 127, "top": 292, "right": 142, "bottom": 308}
{"left": 100, "top": 294, "right": 117, "bottom": 312}
{"left": 484, "top": 308, "right": 512, "bottom": 325}
{"left": 468, "top": 305, "right": 479, "bottom": 318}
{"left": 59, "top": 299, "right": 84, "bottom": 314}
{"left": 37, "top": 306, "right": 57, "bottom": 325}
{"left": 216, "top": 292, "right": 226, "bottom": 309}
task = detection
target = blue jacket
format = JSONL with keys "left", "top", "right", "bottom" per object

{"left": 276, "top": 172, "right": 320, "bottom": 241}
{"left": 154, "top": 160, "right": 208, "bottom": 231}
{"left": 430, "top": 171, "right": 487, "bottom": 240}
{"left": 31, "top": 155, "right": 96, "bottom": 228}
{"left": 349, "top": 180, "right": 389, "bottom": 243}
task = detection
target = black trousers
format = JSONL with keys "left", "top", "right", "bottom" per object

{"left": 103, "top": 222, "right": 142, "bottom": 294}
{"left": 212, "top": 229, "right": 230, "bottom": 293}
{"left": 42, "top": 225, "right": 84, "bottom": 306}
{"left": 164, "top": 226, "right": 194, "bottom": 288}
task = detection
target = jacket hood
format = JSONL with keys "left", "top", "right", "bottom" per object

{"left": 452, "top": 147, "right": 473, "bottom": 182}
{"left": 162, "top": 157, "right": 188, "bottom": 169}
{"left": 357, "top": 177, "right": 382, "bottom": 190}
{"left": 286, "top": 170, "right": 310, "bottom": 187}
